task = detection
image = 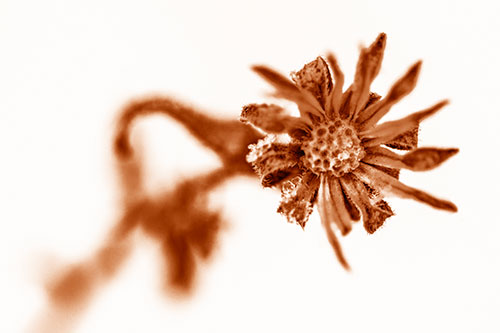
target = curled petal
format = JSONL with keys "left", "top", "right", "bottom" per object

{"left": 325, "top": 53, "right": 344, "bottom": 118}
{"left": 368, "top": 200, "right": 394, "bottom": 233}
{"left": 251, "top": 65, "right": 324, "bottom": 121}
{"left": 357, "top": 61, "right": 422, "bottom": 129}
{"left": 364, "top": 92, "right": 382, "bottom": 109}
{"left": 261, "top": 167, "right": 302, "bottom": 188}
{"left": 247, "top": 138, "right": 303, "bottom": 187}
{"left": 278, "top": 172, "right": 320, "bottom": 228}
{"left": 240, "top": 103, "right": 310, "bottom": 135}
{"left": 341, "top": 188, "right": 361, "bottom": 222}
{"left": 240, "top": 103, "right": 287, "bottom": 133}
{"left": 340, "top": 175, "right": 394, "bottom": 234}
{"left": 350, "top": 33, "right": 387, "bottom": 121}
{"left": 364, "top": 146, "right": 458, "bottom": 172}
{"left": 288, "top": 126, "right": 312, "bottom": 141}
{"left": 347, "top": 92, "right": 382, "bottom": 125}
{"left": 362, "top": 181, "right": 381, "bottom": 201}
{"left": 384, "top": 125, "right": 419, "bottom": 150}
{"left": 317, "top": 175, "right": 350, "bottom": 270}
{"left": 353, "top": 163, "right": 458, "bottom": 212}
{"left": 291, "top": 56, "right": 332, "bottom": 110}
{"left": 338, "top": 88, "right": 353, "bottom": 120}
{"left": 361, "top": 100, "right": 448, "bottom": 147}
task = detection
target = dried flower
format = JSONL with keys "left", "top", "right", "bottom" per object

{"left": 241, "top": 33, "right": 458, "bottom": 269}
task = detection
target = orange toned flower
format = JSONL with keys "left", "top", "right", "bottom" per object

{"left": 240, "top": 33, "right": 458, "bottom": 269}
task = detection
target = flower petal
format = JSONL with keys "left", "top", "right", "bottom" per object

{"left": 338, "top": 88, "right": 353, "bottom": 119}
{"left": 348, "top": 92, "right": 382, "bottom": 124}
{"left": 317, "top": 175, "right": 350, "bottom": 270}
{"left": 357, "top": 61, "right": 422, "bottom": 130}
{"left": 240, "top": 103, "right": 310, "bottom": 135}
{"left": 325, "top": 52, "right": 344, "bottom": 118}
{"left": 340, "top": 175, "right": 394, "bottom": 234}
{"left": 278, "top": 172, "right": 320, "bottom": 228}
{"left": 251, "top": 65, "right": 324, "bottom": 121}
{"left": 341, "top": 186, "right": 361, "bottom": 222}
{"left": 368, "top": 200, "right": 394, "bottom": 233}
{"left": 350, "top": 33, "right": 387, "bottom": 121}
{"left": 371, "top": 164, "right": 400, "bottom": 179}
{"left": 365, "top": 92, "right": 382, "bottom": 109}
{"left": 360, "top": 100, "right": 448, "bottom": 147}
{"left": 288, "top": 126, "right": 312, "bottom": 141}
{"left": 291, "top": 56, "right": 332, "bottom": 110}
{"left": 247, "top": 138, "right": 303, "bottom": 187}
{"left": 364, "top": 146, "right": 459, "bottom": 172}
{"left": 327, "top": 177, "right": 354, "bottom": 235}
{"left": 384, "top": 125, "right": 419, "bottom": 150}
{"left": 402, "top": 147, "right": 459, "bottom": 171}
{"left": 363, "top": 146, "right": 407, "bottom": 169}
{"left": 353, "top": 163, "right": 458, "bottom": 212}
{"left": 240, "top": 103, "right": 287, "bottom": 133}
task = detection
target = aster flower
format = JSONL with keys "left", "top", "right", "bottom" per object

{"left": 240, "top": 33, "right": 458, "bottom": 269}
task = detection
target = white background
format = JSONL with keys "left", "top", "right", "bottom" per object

{"left": 1, "top": 0, "right": 499, "bottom": 332}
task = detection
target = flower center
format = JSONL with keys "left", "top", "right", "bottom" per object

{"left": 301, "top": 120, "right": 365, "bottom": 177}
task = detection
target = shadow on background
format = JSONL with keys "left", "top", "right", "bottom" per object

{"left": 32, "top": 97, "right": 263, "bottom": 332}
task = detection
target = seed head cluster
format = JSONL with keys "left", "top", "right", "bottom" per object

{"left": 302, "top": 120, "right": 365, "bottom": 177}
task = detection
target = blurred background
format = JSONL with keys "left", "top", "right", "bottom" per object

{"left": 1, "top": 0, "right": 499, "bottom": 332}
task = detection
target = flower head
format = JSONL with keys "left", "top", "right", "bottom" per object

{"left": 240, "top": 33, "right": 458, "bottom": 269}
